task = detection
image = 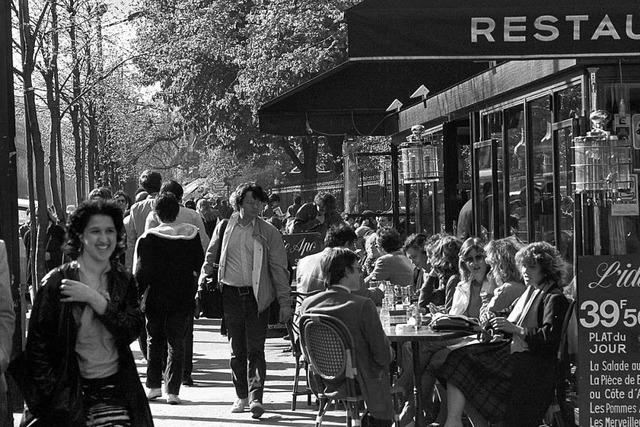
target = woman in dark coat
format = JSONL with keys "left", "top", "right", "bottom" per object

{"left": 436, "top": 241, "right": 569, "bottom": 427}
{"left": 23, "top": 200, "right": 153, "bottom": 427}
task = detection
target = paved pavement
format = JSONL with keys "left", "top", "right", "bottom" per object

{"left": 13, "top": 317, "right": 346, "bottom": 427}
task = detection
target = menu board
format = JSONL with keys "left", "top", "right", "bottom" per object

{"left": 578, "top": 255, "right": 640, "bottom": 427}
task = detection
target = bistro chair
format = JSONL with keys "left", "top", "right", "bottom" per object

{"left": 299, "top": 312, "right": 365, "bottom": 427}
{"left": 287, "top": 290, "right": 324, "bottom": 410}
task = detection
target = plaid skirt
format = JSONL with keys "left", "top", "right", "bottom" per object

{"left": 434, "top": 340, "right": 511, "bottom": 422}
{"left": 82, "top": 374, "right": 132, "bottom": 427}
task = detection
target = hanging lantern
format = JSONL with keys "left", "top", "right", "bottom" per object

{"left": 400, "top": 125, "right": 426, "bottom": 184}
{"left": 423, "top": 133, "right": 443, "bottom": 182}
{"left": 572, "top": 110, "right": 633, "bottom": 204}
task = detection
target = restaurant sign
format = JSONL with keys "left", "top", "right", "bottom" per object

{"left": 281, "top": 232, "right": 323, "bottom": 268}
{"left": 578, "top": 255, "right": 640, "bottom": 427}
{"left": 346, "top": 0, "right": 640, "bottom": 60}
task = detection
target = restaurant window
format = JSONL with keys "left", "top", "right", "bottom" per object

{"left": 601, "top": 81, "right": 640, "bottom": 255}
{"left": 528, "top": 95, "right": 554, "bottom": 245}
{"left": 505, "top": 105, "right": 527, "bottom": 242}
{"left": 482, "top": 112, "right": 502, "bottom": 140}
{"left": 554, "top": 86, "right": 581, "bottom": 268}
{"left": 473, "top": 139, "right": 498, "bottom": 240}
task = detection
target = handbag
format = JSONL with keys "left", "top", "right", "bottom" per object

{"left": 431, "top": 314, "right": 481, "bottom": 332}
{"left": 199, "top": 220, "right": 227, "bottom": 319}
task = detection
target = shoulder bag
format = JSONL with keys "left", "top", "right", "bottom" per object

{"left": 199, "top": 220, "right": 228, "bottom": 319}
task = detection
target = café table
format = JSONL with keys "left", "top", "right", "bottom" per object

{"left": 385, "top": 325, "right": 474, "bottom": 426}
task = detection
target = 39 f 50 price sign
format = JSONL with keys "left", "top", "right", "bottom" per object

{"left": 578, "top": 255, "right": 640, "bottom": 427}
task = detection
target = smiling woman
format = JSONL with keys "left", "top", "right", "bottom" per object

{"left": 19, "top": 200, "right": 153, "bottom": 427}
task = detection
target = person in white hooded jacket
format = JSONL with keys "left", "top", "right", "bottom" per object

{"left": 134, "top": 192, "right": 204, "bottom": 405}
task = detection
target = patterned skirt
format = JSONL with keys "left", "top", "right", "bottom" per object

{"left": 82, "top": 374, "right": 132, "bottom": 427}
{"left": 431, "top": 340, "right": 511, "bottom": 422}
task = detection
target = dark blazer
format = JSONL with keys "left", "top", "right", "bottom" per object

{"left": 25, "top": 262, "right": 153, "bottom": 427}
{"left": 300, "top": 288, "right": 394, "bottom": 420}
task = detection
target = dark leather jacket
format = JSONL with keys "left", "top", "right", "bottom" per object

{"left": 25, "top": 261, "right": 153, "bottom": 426}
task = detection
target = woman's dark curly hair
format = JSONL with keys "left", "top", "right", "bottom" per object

{"left": 65, "top": 200, "right": 125, "bottom": 260}
{"left": 515, "top": 241, "right": 567, "bottom": 288}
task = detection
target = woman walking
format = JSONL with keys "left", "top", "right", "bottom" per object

{"left": 22, "top": 200, "right": 153, "bottom": 426}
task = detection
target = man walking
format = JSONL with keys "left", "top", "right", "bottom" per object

{"left": 199, "top": 183, "right": 291, "bottom": 419}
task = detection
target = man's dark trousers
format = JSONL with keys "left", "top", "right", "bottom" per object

{"left": 223, "top": 285, "right": 270, "bottom": 403}
{"left": 146, "top": 309, "right": 191, "bottom": 395}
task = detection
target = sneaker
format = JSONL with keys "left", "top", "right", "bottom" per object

{"left": 250, "top": 400, "right": 265, "bottom": 419}
{"left": 167, "top": 394, "right": 181, "bottom": 405}
{"left": 231, "top": 397, "right": 249, "bottom": 413}
{"left": 147, "top": 388, "right": 162, "bottom": 400}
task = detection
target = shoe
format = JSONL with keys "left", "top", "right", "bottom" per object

{"left": 250, "top": 400, "right": 265, "bottom": 419}
{"left": 231, "top": 397, "right": 249, "bottom": 413}
{"left": 182, "top": 375, "right": 194, "bottom": 386}
{"left": 147, "top": 388, "right": 162, "bottom": 400}
{"left": 167, "top": 394, "right": 181, "bottom": 405}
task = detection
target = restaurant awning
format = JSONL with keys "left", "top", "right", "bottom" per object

{"left": 346, "top": 0, "right": 640, "bottom": 60}
{"left": 258, "top": 59, "right": 488, "bottom": 136}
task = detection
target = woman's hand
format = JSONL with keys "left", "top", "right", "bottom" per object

{"left": 60, "top": 279, "right": 108, "bottom": 315}
{"left": 428, "top": 302, "right": 446, "bottom": 315}
{"left": 489, "top": 316, "right": 522, "bottom": 335}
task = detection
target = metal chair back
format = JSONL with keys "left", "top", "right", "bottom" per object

{"left": 299, "top": 312, "right": 362, "bottom": 426}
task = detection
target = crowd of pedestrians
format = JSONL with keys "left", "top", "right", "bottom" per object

{"left": 2, "top": 170, "right": 573, "bottom": 427}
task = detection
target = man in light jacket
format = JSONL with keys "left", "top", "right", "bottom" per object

{"left": 199, "top": 183, "right": 291, "bottom": 419}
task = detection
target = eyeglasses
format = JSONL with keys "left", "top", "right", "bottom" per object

{"left": 242, "top": 199, "right": 260, "bottom": 206}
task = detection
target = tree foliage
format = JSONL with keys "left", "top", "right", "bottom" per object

{"left": 133, "top": 0, "right": 361, "bottom": 181}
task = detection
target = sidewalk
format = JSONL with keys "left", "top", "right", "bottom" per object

{"left": 14, "top": 317, "right": 346, "bottom": 426}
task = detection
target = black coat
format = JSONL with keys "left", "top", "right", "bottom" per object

{"left": 134, "top": 223, "right": 204, "bottom": 313}
{"left": 25, "top": 262, "right": 153, "bottom": 427}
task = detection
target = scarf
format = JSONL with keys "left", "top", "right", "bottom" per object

{"left": 507, "top": 283, "right": 548, "bottom": 353}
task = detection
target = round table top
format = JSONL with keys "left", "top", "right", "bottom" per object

{"left": 384, "top": 325, "right": 474, "bottom": 342}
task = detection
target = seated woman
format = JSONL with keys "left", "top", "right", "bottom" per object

{"left": 300, "top": 248, "right": 394, "bottom": 427}
{"left": 365, "top": 227, "right": 414, "bottom": 287}
{"left": 481, "top": 237, "right": 526, "bottom": 323}
{"left": 436, "top": 241, "right": 570, "bottom": 427}
{"left": 448, "top": 237, "right": 493, "bottom": 318}
{"left": 426, "top": 235, "right": 462, "bottom": 313}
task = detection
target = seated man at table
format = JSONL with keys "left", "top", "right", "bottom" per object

{"left": 364, "top": 226, "right": 414, "bottom": 287}
{"left": 299, "top": 248, "right": 395, "bottom": 427}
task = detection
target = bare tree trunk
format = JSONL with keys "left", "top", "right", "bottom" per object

{"left": 80, "top": 107, "right": 87, "bottom": 198}
{"left": 44, "top": 73, "right": 62, "bottom": 219}
{"left": 52, "top": 0, "right": 66, "bottom": 216}
{"left": 19, "top": 0, "right": 49, "bottom": 289}
{"left": 69, "top": 0, "right": 84, "bottom": 203}
{"left": 301, "top": 135, "right": 318, "bottom": 181}
{"left": 87, "top": 102, "right": 98, "bottom": 191}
